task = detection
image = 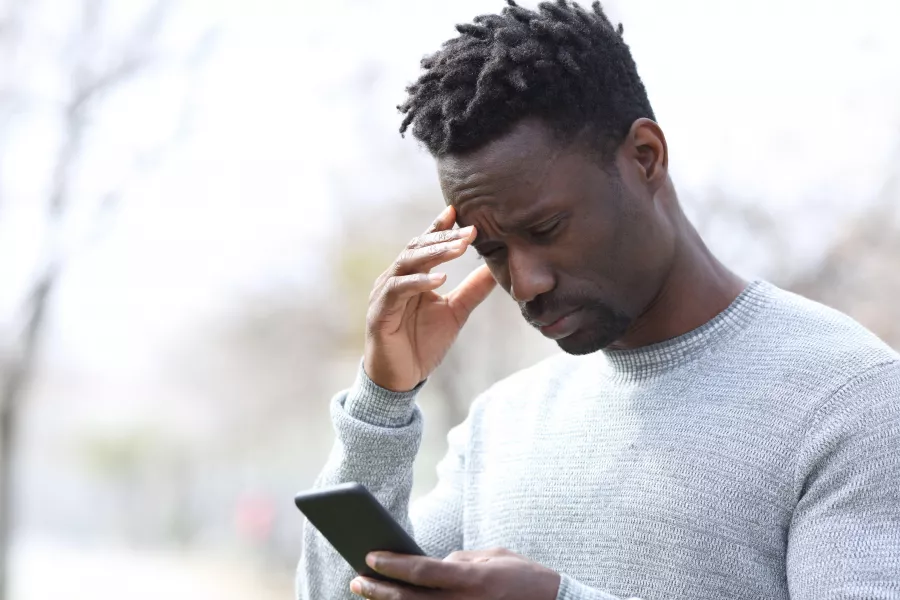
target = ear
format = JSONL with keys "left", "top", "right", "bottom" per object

{"left": 623, "top": 118, "right": 668, "bottom": 193}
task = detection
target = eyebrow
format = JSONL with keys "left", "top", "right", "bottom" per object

{"left": 470, "top": 208, "right": 562, "bottom": 245}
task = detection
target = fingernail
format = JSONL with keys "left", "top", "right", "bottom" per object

{"left": 428, "top": 272, "right": 445, "bottom": 282}
{"left": 366, "top": 553, "right": 378, "bottom": 568}
{"left": 459, "top": 225, "right": 475, "bottom": 237}
{"left": 350, "top": 578, "right": 364, "bottom": 595}
{"left": 450, "top": 239, "right": 466, "bottom": 250}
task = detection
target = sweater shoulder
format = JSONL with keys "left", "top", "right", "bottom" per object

{"left": 751, "top": 283, "right": 899, "bottom": 378}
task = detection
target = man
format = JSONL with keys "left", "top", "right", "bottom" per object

{"left": 297, "top": 1, "right": 900, "bottom": 599}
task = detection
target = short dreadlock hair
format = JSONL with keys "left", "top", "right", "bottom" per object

{"left": 398, "top": 0, "right": 655, "bottom": 161}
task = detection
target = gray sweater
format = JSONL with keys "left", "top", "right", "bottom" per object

{"left": 297, "top": 281, "right": 900, "bottom": 600}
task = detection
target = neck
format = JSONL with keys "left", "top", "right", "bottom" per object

{"left": 608, "top": 191, "right": 747, "bottom": 351}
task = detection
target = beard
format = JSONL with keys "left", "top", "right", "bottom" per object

{"left": 556, "top": 301, "right": 633, "bottom": 354}
{"left": 521, "top": 294, "right": 634, "bottom": 355}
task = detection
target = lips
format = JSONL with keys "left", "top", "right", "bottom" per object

{"left": 535, "top": 308, "right": 583, "bottom": 340}
{"left": 528, "top": 308, "right": 579, "bottom": 327}
{"left": 531, "top": 309, "right": 579, "bottom": 328}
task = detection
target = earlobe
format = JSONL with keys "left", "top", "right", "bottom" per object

{"left": 628, "top": 118, "right": 668, "bottom": 192}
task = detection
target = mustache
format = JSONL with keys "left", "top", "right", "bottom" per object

{"left": 521, "top": 292, "right": 631, "bottom": 329}
{"left": 520, "top": 292, "right": 588, "bottom": 327}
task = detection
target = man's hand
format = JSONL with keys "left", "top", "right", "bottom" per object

{"left": 349, "top": 548, "right": 561, "bottom": 600}
{"left": 364, "top": 204, "right": 496, "bottom": 392}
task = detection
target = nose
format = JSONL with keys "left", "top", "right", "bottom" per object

{"left": 507, "top": 248, "right": 554, "bottom": 303}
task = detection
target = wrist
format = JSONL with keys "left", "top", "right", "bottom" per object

{"left": 362, "top": 358, "right": 421, "bottom": 393}
{"left": 343, "top": 359, "right": 425, "bottom": 428}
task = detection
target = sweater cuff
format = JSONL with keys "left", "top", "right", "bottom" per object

{"left": 556, "top": 574, "right": 624, "bottom": 600}
{"left": 342, "top": 360, "right": 426, "bottom": 428}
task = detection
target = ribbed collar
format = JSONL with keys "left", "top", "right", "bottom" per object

{"left": 600, "top": 280, "right": 773, "bottom": 382}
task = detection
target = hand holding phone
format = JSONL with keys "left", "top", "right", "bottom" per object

{"left": 295, "top": 482, "right": 425, "bottom": 582}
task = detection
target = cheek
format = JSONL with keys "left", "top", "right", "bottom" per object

{"left": 561, "top": 221, "right": 617, "bottom": 277}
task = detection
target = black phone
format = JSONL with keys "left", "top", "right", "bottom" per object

{"left": 294, "top": 482, "right": 426, "bottom": 581}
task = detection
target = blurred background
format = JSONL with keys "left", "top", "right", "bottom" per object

{"left": 1, "top": 0, "right": 898, "bottom": 598}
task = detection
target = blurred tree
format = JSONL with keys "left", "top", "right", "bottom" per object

{"left": 0, "top": 1, "right": 207, "bottom": 596}
{"left": 76, "top": 425, "right": 194, "bottom": 545}
{"left": 783, "top": 172, "right": 900, "bottom": 347}
{"left": 689, "top": 149, "right": 900, "bottom": 348}
{"left": 190, "top": 287, "right": 345, "bottom": 446}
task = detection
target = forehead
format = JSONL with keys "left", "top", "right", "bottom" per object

{"left": 438, "top": 121, "right": 560, "bottom": 194}
{"left": 437, "top": 120, "right": 585, "bottom": 221}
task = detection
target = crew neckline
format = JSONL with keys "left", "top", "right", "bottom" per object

{"left": 600, "top": 280, "right": 773, "bottom": 382}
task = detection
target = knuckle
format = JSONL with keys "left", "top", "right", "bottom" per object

{"left": 368, "top": 281, "right": 383, "bottom": 303}
{"left": 381, "top": 277, "right": 401, "bottom": 297}
{"left": 397, "top": 249, "right": 417, "bottom": 265}
{"left": 388, "top": 587, "right": 405, "bottom": 600}
{"left": 487, "top": 547, "right": 514, "bottom": 558}
{"left": 366, "top": 296, "right": 384, "bottom": 317}
{"left": 408, "top": 561, "right": 430, "bottom": 583}
{"left": 434, "top": 229, "right": 454, "bottom": 243}
{"left": 365, "top": 304, "right": 385, "bottom": 328}
{"left": 459, "top": 563, "right": 484, "bottom": 590}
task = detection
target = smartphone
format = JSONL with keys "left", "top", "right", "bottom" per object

{"left": 294, "top": 482, "right": 426, "bottom": 581}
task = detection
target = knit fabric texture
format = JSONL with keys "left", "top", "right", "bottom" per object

{"left": 297, "top": 280, "right": 900, "bottom": 600}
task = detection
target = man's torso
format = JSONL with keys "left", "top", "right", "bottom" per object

{"left": 453, "top": 282, "right": 897, "bottom": 600}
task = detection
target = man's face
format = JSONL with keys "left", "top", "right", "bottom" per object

{"left": 437, "top": 119, "right": 673, "bottom": 355}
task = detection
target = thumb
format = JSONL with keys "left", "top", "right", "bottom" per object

{"left": 446, "top": 265, "right": 497, "bottom": 324}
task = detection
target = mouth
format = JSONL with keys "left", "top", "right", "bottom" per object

{"left": 535, "top": 308, "right": 583, "bottom": 340}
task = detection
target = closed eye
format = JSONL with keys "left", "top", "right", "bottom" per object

{"left": 529, "top": 215, "right": 565, "bottom": 239}
{"left": 474, "top": 245, "right": 504, "bottom": 261}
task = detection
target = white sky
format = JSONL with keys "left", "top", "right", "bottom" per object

{"left": 2, "top": 0, "right": 900, "bottom": 379}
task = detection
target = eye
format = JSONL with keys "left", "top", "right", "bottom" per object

{"left": 529, "top": 217, "right": 564, "bottom": 239}
{"left": 475, "top": 246, "right": 504, "bottom": 261}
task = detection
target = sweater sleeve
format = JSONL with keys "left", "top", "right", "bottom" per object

{"left": 558, "top": 360, "right": 900, "bottom": 600}
{"left": 555, "top": 575, "right": 642, "bottom": 600}
{"left": 296, "top": 361, "right": 468, "bottom": 600}
{"left": 787, "top": 360, "right": 900, "bottom": 599}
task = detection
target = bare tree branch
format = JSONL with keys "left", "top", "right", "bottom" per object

{"left": 0, "top": 0, "right": 205, "bottom": 596}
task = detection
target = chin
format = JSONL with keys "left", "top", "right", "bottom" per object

{"left": 556, "top": 328, "right": 618, "bottom": 355}
{"left": 555, "top": 312, "right": 632, "bottom": 355}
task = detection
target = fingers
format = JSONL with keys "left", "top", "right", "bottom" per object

{"left": 376, "top": 204, "right": 473, "bottom": 283}
{"left": 445, "top": 550, "right": 482, "bottom": 562}
{"left": 366, "top": 207, "right": 475, "bottom": 340}
{"left": 382, "top": 273, "right": 446, "bottom": 303}
{"left": 406, "top": 225, "right": 475, "bottom": 253}
{"left": 400, "top": 205, "right": 472, "bottom": 277}
{"left": 445, "top": 548, "right": 518, "bottom": 563}
{"left": 365, "top": 552, "right": 469, "bottom": 589}
{"left": 367, "top": 273, "right": 447, "bottom": 328}
{"left": 373, "top": 215, "right": 474, "bottom": 291}
{"left": 391, "top": 233, "right": 474, "bottom": 277}
{"left": 423, "top": 204, "right": 456, "bottom": 235}
{"left": 349, "top": 577, "right": 425, "bottom": 600}
{"left": 446, "top": 265, "right": 497, "bottom": 324}
{"left": 444, "top": 550, "right": 478, "bottom": 562}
